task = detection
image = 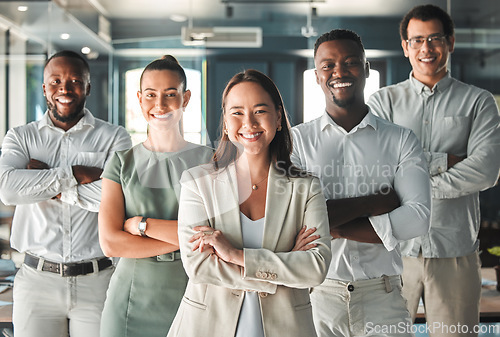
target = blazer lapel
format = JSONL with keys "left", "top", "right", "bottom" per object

{"left": 262, "top": 164, "right": 292, "bottom": 251}
{"left": 212, "top": 163, "right": 244, "bottom": 248}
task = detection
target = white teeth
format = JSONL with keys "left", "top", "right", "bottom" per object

{"left": 57, "top": 97, "right": 73, "bottom": 103}
{"left": 332, "top": 82, "right": 352, "bottom": 89}
{"left": 153, "top": 114, "right": 170, "bottom": 119}
{"left": 420, "top": 57, "right": 435, "bottom": 62}
{"left": 241, "top": 132, "right": 261, "bottom": 139}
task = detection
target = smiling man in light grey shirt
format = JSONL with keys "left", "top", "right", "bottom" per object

{"left": 368, "top": 5, "right": 500, "bottom": 336}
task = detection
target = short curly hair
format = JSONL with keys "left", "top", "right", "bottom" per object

{"left": 314, "top": 29, "right": 365, "bottom": 58}
{"left": 399, "top": 4, "right": 455, "bottom": 41}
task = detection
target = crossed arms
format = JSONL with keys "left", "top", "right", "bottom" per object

{"left": 328, "top": 188, "right": 398, "bottom": 243}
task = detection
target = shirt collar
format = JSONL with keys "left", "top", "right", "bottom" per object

{"left": 320, "top": 109, "right": 377, "bottom": 133}
{"left": 409, "top": 71, "right": 452, "bottom": 95}
{"left": 38, "top": 108, "right": 95, "bottom": 132}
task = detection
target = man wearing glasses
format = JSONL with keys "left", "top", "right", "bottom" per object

{"left": 369, "top": 4, "right": 500, "bottom": 336}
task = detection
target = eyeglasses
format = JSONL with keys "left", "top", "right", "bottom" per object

{"left": 406, "top": 34, "right": 447, "bottom": 49}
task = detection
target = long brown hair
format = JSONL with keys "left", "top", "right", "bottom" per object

{"left": 213, "top": 69, "right": 300, "bottom": 177}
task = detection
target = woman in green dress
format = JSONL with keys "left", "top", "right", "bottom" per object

{"left": 98, "top": 55, "right": 213, "bottom": 337}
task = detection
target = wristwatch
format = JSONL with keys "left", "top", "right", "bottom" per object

{"left": 138, "top": 217, "right": 148, "bottom": 237}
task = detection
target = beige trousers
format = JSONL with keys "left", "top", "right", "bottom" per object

{"left": 401, "top": 251, "right": 481, "bottom": 337}
{"left": 311, "top": 275, "right": 414, "bottom": 337}
{"left": 13, "top": 263, "right": 113, "bottom": 337}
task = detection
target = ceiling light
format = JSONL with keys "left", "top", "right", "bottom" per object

{"left": 170, "top": 14, "right": 188, "bottom": 23}
{"left": 60, "top": 33, "right": 70, "bottom": 40}
{"left": 17, "top": 6, "right": 28, "bottom": 12}
{"left": 81, "top": 47, "right": 91, "bottom": 55}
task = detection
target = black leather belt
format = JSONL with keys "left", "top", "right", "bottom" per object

{"left": 24, "top": 253, "right": 112, "bottom": 277}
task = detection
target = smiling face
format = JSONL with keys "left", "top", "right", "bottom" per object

{"left": 43, "top": 56, "right": 90, "bottom": 130}
{"left": 314, "top": 39, "right": 369, "bottom": 112}
{"left": 223, "top": 81, "right": 281, "bottom": 158}
{"left": 402, "top": 18, "right": 454, "bottom": 88}
{"left": 137, "top": 69, "right": 190, "bottom": 133}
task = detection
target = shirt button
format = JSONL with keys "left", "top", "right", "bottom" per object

{"left": 424, "top": 120, "right": 429, "bottom": 124}
{"left": 347, "top": 284, "right": 354, "bottom": 292}
{"left": 259, "top": 292, "right": 268, "bottom": 298}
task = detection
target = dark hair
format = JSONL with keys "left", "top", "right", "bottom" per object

{"left": 399, "top": 4, "right": 455, "bottom": 41}
{"left": 213, "top": 69, "right": 300, "bottom": 176}
{"left": 314, "top": 29, "right": 365, "bottom": 58}
{"left": 139, "top": 55, "right": 187, "bottom": 91}
{"left": 45, "top": 50, "right": 90, "bottom": 81}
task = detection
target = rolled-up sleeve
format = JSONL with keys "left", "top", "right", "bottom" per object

{"left": 431, "top": 93, "right": 500, "bottom": 199}
{"left": 59, "top": 126, "right": 131, "bottom": 212}
{"left": 0, "top": 129, "right": 77, "bottom": 205}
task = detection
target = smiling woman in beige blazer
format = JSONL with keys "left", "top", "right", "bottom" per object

{"left": 167, "top": 69, "right": 331, "bottom": 337}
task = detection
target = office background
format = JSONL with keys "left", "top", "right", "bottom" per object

{"left": 0, "top": 0, "right": 500, "bottom": 260}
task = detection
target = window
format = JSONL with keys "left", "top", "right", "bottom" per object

{"left": 303, "top": 68, "right": 380, "bottom": 123}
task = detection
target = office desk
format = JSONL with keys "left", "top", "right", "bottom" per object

{"left": 416, "top": 267, "right": 500, "bottom": 323}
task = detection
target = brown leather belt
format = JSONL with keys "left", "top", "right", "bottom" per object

{"left": 24, "top": 253, "right": 112, "bottom": 277}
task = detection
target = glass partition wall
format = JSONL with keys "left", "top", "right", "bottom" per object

{"left": 0, "top": 1, "right": 209, "bottom": 146}
{"left": 1, "top": 0, "right": 499, "bottom": 148}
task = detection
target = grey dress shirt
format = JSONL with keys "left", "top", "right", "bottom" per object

{"left": 368, "top": 72, "right": 500, "bottom": 258}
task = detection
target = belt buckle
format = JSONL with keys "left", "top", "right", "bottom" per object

{"left": 61, "top": 262, "right": 77, "bottom": 277}
{"left": 156, "top": 253, "right": 175, "bottom": 262}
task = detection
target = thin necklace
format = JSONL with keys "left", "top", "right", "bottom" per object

{"left": 252, "top": 174, "right": 268, "bottom": 191}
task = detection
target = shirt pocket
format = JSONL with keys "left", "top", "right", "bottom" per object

{"left": 434, "top": 116, "right": 470, "bottom": 153}
{"left": 75, "top": 151, "right": 107, "bottom": 168}
{"left": 442, "top": 116, "right": 469, "bottom": 129}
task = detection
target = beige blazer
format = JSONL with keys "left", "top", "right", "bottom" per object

{"left": 168, "top": 163, "right": 332, "bottom": 337}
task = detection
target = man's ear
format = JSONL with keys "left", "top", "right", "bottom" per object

{"left": 401, "top": 40, "right": 409, "bottom": 58}
{"left": 365, "top": 61, "right": 370, "bottom": 79}
{"left": 86, "top": 83, "right": 91, "bottom": 96}
{"left": 447, "top": 35, "right": 455, "bottom": 54}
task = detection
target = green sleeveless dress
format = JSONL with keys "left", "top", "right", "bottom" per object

{"left": 100, "top": 142, "right": 213, "bottom": 337}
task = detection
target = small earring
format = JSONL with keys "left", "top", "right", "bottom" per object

{"left": 277, "top": 125, "right": 282, "bottom": 131}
